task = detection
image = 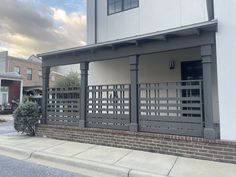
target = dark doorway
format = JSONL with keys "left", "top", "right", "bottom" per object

{"left": 181, "top": 60, "right": 203, "bottom": 81}
{"left": 181, "top": 60, "right": 203, "bottom": 118}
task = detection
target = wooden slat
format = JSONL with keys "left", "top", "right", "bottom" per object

{"left": 140, "top": 97, "right": 201, "bottom": 101}
{"left": 88, "top": 107, "right": 129, "bottom": 112}
{"left": 139, "top": 85, "right": 201, "bottom": 90}
{"left": 47, "top": 112, "right": 79, "bottom": 116}
{"left": 87, "top": 102, "right": 129, "bottom": 107}
{"left": 139, "top": 115, "right": 202, "bottom": 123}
{"left": 139, "top": 109, "right": 202, "bottom": 115}
{"left": 139, "top": 103, "right": 201, "bottom": 108}
{"left": 139, "top": 120, "right": 202, "bottom": 130}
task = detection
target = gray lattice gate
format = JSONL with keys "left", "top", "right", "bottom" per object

{"left": 87, "top": 84, "right": 130, "bottom": 130}
{"left": 139, "top": 81, "right": 204, "bottom": 137}
{"left": 47, "top": 87, "right": 80, "bottom": 124}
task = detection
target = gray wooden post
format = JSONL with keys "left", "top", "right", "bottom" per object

{"left": 79, "top": 62, "right": 89, "bottom": 128}
{"left": 42, "top": 66, "right": 50, "bottom": 124}
{"left": 201, "top": 45, "right": 216, "bottom": 139}
{"left": 129, "top": 55, "right": 139, "bottom": 132}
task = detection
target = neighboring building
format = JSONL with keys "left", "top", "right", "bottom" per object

{"left": 0, "top": 51, "right": 23, "bottom": 107}
{"left": 38, "top": 0, "right": 236, "bottom": 146}
{"left": 0, "top": 51, "right": 64, "bottom": 96}
{"left": 6, "top": 54, "right": 42, "bottom": 93}
{"left": 0, "top": 72, "right": 23, "bottom": 108}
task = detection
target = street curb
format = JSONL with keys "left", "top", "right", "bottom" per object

{"left": 0, "top": 145, "right": 168, "bottom": 177}
{"left": 30, "top": 151, "right": 129, "bottom": 177}
{"left": 0, "top": 145, "right": 32, "bottom": 160}
{"left": 129, "top": 170, "right": 167, "bottom": 177}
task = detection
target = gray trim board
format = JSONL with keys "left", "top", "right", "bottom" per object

{"left": 95, "top": 0, "right": 97, "bottom": 44}
{"left": 201, "top": 44, "right": 216, "bottom": 139}
{"left": 38, "top": 20, "right": 217, "bottom": 58}
{"left": 79, "top": 62, "right": 89, "bottom": 128}
{"left": 206, "top": 0, "right": 214, "bottom": 20}
{"left": 42, "top": 66, "right": 50, "bottom": 124}
{"left": 129, "top": 56, "right": 139, "bottom": 132}
{"left": 42, "top": 32, "right": 216, "bottom": 67}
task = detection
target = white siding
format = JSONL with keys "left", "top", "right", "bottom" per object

{"left": 215, "top": 0, "right": 236, "bottom": 141}
{"left": 88, "top": 0, "right": 209, "bottom": 44}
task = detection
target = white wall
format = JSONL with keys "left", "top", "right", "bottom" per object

{"left": 88, "top": 0, "right": 209, "bottom": 44}
{"left": 215, "top": 0, "right": 236, "bottom": 141}
{"left": 89, "top": 48, "right": 201, "bottom": 85}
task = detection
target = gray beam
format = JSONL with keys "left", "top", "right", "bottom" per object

{"left": 42, "top": 32, "right": 215, "bottom": 67}
{"left": 201, "top": 45, "right": 216, "bottom": 139}
{"left": 129, "top": 56, "right": 139, "bottom": 132}
{"left": 79, "top": 62, "right": 89, "bottom": 128}
{"left": 42, "top": 66, "right": 50, "bottom": 124}
{"left": 206, "top": 0, "right": 214, "bottom": 20}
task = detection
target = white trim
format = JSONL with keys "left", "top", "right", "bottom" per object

{"left": 0, "top": 77, "right": 23, "bottom": 82}
{"left": 20, "top": 80, "right": 23, "bottom": 103}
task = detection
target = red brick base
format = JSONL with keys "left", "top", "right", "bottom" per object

{"left": 36, "top": 124, "right": 236, "bottom": 164}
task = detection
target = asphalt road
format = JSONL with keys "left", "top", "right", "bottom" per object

{"left": 0, "top": 155, "right": 86, "bottom": 177}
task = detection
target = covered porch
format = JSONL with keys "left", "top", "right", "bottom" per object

{"left": 0, "top": 72, "right": 23, "bottom": 111}
{"left": 39, "top": 20, "right": 219, "bottom": 139}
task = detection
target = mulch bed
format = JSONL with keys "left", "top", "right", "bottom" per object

{"left": 0, "top": 119, "right": 6, "bottom": 123}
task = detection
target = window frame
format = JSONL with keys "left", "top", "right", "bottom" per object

{"left": 107, "top": 0, "right": 139, "bottom": 15}
{"left": 27, "top": 68, "right": 33, "bottom": 80}
{"left": 14, "top": 66, "right": 21, "bottom": 74}
{"left": 38, "top": 70, "right": 42, "bottom": 79}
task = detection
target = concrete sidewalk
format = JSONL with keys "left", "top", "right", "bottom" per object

{"left": 0, "top": 134, "right": 235, "bottom": 177}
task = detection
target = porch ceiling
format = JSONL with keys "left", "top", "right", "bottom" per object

{"left": 39, "top": 20, "right": 217, "bottom": 67}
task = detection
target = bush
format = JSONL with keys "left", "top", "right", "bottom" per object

{"left": 13, "top": 101, "right": 40, "bottom": 136}
{"left": 55, "top": 71, "right": 80, "bottom": 88}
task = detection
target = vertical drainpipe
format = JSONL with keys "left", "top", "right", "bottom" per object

{"left": 95, "top": 0, "right": 97, "bottom": 44}
{"left": 206, "top": 0, "right": 214, "bottom": 20}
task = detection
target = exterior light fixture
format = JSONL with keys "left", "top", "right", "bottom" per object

{"left": 169, "top": 60, "right": 175, "bottom": 70}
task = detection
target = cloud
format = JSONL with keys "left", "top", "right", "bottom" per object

{"left": 0, "top": 0, "right": 86, "bottom": 58}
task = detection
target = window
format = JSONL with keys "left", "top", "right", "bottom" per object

{"left": 108, "top": 0, "right": 139, "bottom": 15}
{"left": 14, "top": 66, "right": 20, "bottom": 74}
{"left": 123, "top": 0, "right": 139, "bottom": 10}
{"left": 27, "top": 68, "right": 32, "bottom": 80}
{"left": 38, "top": 70, "right": 42, "bottom": 79}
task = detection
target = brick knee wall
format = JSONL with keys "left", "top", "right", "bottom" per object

{"left": 36, "top": 124, "right": 236, "bottom": 164}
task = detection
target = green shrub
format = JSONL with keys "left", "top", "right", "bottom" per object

{"left": 13, "top": 101, "right": 40, "bottom": 136}
{"left": 55, "top": 71, "right": 80, "bottom": 88}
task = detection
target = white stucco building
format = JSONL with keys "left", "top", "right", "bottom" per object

{"left": 39, "top": 0, "right": 236, "bottom": 141}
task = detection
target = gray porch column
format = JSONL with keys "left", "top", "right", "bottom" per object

{"left": 42, "top": 66, "right": 50, "bottom": 124}
{"left": 129, "top": 55, "right": 139, "bottom": 132}
{"left": 201, "top": 45, "right": 216, "bottom": 139}
{"left": 79, "top": 62, "right": 89, "bottom": 128}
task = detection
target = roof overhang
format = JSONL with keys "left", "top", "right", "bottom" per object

{"left": 38, "top": 20, "right": 217, "bottom": 67}
{"left": 0, "top": 72, "right": 23, "bottom": 81}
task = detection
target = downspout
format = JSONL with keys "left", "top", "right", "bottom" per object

{"left": 206, "top": 0, "right": 214, "bottom": 20}
{"left": 95, "top": 0, "right": 97, "bottom": 44}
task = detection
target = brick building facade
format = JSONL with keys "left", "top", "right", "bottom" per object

{"left": 1, "top": 51, "right": 65, "bottom": 95}
{"left": 6, "top": 55, "right": 42, "bottom": 88}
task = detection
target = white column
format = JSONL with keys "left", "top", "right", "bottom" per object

{"left": 19, "top": 80, "right": 23, "bottom": 103}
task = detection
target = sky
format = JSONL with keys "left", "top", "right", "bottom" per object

{"left": 0, "top": 0, "right": 86, "bottom": 58}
